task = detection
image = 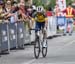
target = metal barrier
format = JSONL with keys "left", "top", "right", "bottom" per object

{"left": 57, "top": 16, "right": 65, "bottom": 30}
{"left": 24, "top": 22, "right": 31, "bottom": 44}
{"left": 0, "top": 20, "right": 35, "bottom": 53}
{"left": 0, "top": 22, "right": 10, "bottom": 53}
{"left": 17, "top": 22, "right": 25, "bottom": 48}
{"left": 30, "top": 21, "right": 35, "bottom": 42}
{"left": 9, "top": 23, "right": 17, "bottom": 49}
{"left": 47, "top": 16, "right": 57, "bottom": 37}
{"left": 0, "top": 23, "right": 2, "bottom": 54}
{"left": 57, "top": 16, "right": 65, "bottom": 26}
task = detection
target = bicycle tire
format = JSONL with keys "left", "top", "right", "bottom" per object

{"left": 34, "top": 39, "right": 40, "bottom": 59}
{"left": 42, "top": 39, "right": 48, "bottom": 58}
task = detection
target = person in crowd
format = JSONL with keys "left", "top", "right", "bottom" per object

{"left": 18, "top": 0, "right": 28, "bottom": 21}
{"left": 56, "top": 9, "right": 65, "bottom": 17}
{"left": 54, "top": 5, "right": 60, "bottom": 30}
{"left": 56, "top": 8, "right": 65, "bottom": 31}
{"left": 0, "top": 1, "right": 10, "bottom": 23}
{"left": 12, "top": 1, "right": 19, "bottom": 22}
{"left": 4, "top": 0, "right": 16, "bottom": 23}
{"left": 18, "top": 0, "right": 33, "bottom": 30}
{"left": 0, "top": 1, "right": 4, "bottom": 23}
{"left": 54, "top": 5, "right": 59, "bottom": 16}
{"left": 26, "top": 6, "right": 32, "bottom": 19}
{"left": 46, "top": 7, "right": 53, "bottom": 17}
{"left": 45, "top": 7, "right": 54, "bottom": 37}
{"left": 26, "top": 6, "right": 33, "bottom": 29}
{"left": 62, "top": 3, "right": 75, "bottom": 35}
{"left": 32, "top": 3, "right": 37, "bottom": 14}
{"left": 46, "top": 6, "right": 53, "bottom": 32}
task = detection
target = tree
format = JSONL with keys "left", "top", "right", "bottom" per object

{"left": 66, "top": 0, "right": 72, "bottom": 6}
{"left": 33, "top": 0, "right": 73, "bottom": 9}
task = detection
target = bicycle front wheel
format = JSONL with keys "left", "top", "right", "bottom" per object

{"left": 34, "top": 39, "right": 40, "bottom": 59}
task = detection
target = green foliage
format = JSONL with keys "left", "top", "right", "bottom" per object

{"left": 33, "top": 0, "right": 56, "bottom": 9}
{"left": 33, "top": 0, "right": 43, "bottom": 6}
{"left": 48, "top": 0, "right": 56, "bottom": 8}
{"left": 33, "top": 0, "right": 74, "bottom": 7}
{"left": 66, "top": 0, "right": 72, "bottom": 6}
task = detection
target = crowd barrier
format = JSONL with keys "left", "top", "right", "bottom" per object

{"left": 17, "top": 22, "right": 25, "bottom": 48}
{"left": 30, "top": 21, "right": 35, "bottom": 42}
{"left": 0, "top": 23, "right": 10, "bottom": 53}
{"left": 47, "top": 16, "right": 57, "bottom": 37}
{"left": 0, "top": 21, "right": 32, "bottom": 54}
{"left": 57, "top": 16, "right": 66, "bottom": 30}
{"left": 0, "top": 24, "right": 1, "bottom": 54}
{"left": 9, "top": 23, "right": 17, "bottom": 49}
{"left": 24, "top": 22, "right": 31, "bottom": 44}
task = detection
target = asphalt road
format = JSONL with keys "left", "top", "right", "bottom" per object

{"left": 1, "top": 33, "right": 75, "bottom": 64}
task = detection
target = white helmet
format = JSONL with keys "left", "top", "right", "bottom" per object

{"left": 37, "top": 6, "right": 44, "bottom": 12}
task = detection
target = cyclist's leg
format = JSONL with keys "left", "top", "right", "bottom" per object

{"left": 35, "top": 22, "right": 41, "bottom": 31}
{"left": 35, "top": 22, "right": 41, "bottom": 37}
{"left": 41, "top": 22, "right": 46, "bottom": 39}
{"left": 41, "top": 22, "right": 47, "bottom": 47}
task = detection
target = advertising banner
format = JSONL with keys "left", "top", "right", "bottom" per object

{"left": 56, "top": 0, "right": 66, "bottom": 10}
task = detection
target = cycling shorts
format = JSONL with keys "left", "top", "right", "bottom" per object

{"left": 35, "top": 22, "right": 45, "bottom": 32}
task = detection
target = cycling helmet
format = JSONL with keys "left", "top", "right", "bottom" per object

{"left": 36, "top": 6, "right": 44, "bottom": 12}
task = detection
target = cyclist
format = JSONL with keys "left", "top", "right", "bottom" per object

{"left": 31, "top": 6, "right": 48, "bottom": 47}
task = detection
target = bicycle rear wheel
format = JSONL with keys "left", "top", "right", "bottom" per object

{"left": 42, "top": 39, "right": 48, "bottom": 58}
{"left": 34, "top": 39, "right": 40, "bottom": 59}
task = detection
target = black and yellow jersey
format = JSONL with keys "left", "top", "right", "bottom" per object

{"left": 32, "top": 12, "right": 47, "bottom": 22}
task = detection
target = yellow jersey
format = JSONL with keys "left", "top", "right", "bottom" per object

{"left": 32, "top": 12, "right": 47, "bottom": 22}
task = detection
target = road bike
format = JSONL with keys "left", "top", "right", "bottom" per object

{"left": 30, "top": 28, "right": 48, "bottom": 59}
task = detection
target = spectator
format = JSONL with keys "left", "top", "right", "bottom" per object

{"left": 4, "top": 0, "right": 16, "bottom": 23}
{"left": 0, "top": 1, "right": 4, "bottom": 23}
{"left": 56, "top": 9, "right": 65, "bottom": 17}
{"left": 46, "top": 7, "right": 53, "bottom": 17}
{"left": 27, "top": 6, "right": 32, "bottom": 18}
{"left": 12, "top": 1, "right": 19, "bottom": 22}
{"left": 62, "top": 3, "right": 75, "bottom": 35}
{"left": 32, "top": 4, "right": 36, "bottom": 13}
{"left": 54, "top": 5, "right": 59, "bottom": 16}
{"left": 31, "top": 4, "right": 37, "bottom": 18}
{"left": 18, "top": 0, "right": 28, "bottom": 21}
